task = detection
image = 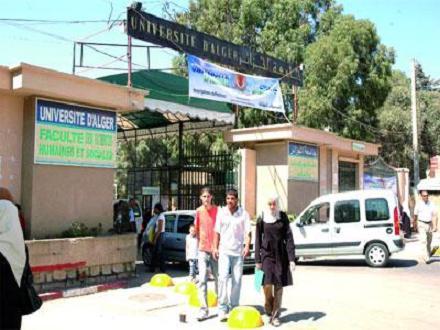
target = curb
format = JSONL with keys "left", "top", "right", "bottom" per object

{"left": 39, "top": 281, "right": 128, "bottom": 302}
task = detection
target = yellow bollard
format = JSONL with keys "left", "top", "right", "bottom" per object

{"left": 227, "top": 306, "right": 263, "bottom": 329}
{"left": 174, "top": 281, "right": 197, "bottom": 295}
{"left": 188, "top": 289, "right": 217, "bottom": 307}
{"left": 150, "top": 273, "right": 174, "bottom": 287}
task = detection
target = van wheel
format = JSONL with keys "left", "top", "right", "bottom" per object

{"left": 365, "top": 243, "right": 389, "bottom": 267}
{"left": 142, "top": 244, "right": 153, "bottom": 267}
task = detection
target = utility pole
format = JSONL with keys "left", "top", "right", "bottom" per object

{"left": 411, "top": 59, "right": 419, "bottom": 187}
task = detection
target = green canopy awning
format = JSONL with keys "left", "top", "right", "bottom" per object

{"left": 99, "top": 70, "right": 234, "bottom": 130}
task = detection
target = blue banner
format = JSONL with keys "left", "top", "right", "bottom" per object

{"left": 188, "top": 55, "right": 285, "bottom": 113}
{"left": 36, "top": 99, "right": 116, "bottom": 132}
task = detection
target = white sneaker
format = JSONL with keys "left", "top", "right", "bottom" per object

{"left": 218, "top": 310, "right": 228, "bottom": 322}
{"left": 197, "top": 310, "right": 209, "bottom": 321}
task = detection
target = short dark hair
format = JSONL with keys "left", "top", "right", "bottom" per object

{"left": 189, "top": 223, "right": 195, "bottom": 228}
{"left": 226, "top": 188, "right": 238, "bottom": 198}
{"left": 153, "top": 203, "right": 164, "bottom": 213}
{"left": 200, "top": 186, "right": 213, "bottom": 196}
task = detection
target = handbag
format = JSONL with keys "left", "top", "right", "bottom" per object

{"left": 20, "top": 246, "right": 43, "bottom": 315}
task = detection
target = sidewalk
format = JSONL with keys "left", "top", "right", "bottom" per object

{"left": 397, "top": 230, "right": 440, "bottom": 261}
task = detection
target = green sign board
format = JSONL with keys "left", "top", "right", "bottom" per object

{"left": 34, "top": 99, "right": 116, "bottom": 168}
{"left": 288, "top": 142, "right": 319, "bottom": 182}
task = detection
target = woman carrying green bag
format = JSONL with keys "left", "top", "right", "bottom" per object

{"left": 255, "top": 196, "right": 296, "bottom": 327}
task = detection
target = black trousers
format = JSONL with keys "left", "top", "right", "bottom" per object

{"left": 0, "top": 254, "right": 22, "bottom": 330}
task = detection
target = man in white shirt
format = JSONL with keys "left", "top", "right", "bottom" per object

{"left": 413, "top": 190, "right": 437, "bottom": 263}
{"left": 213, "top": 189, "right": 251, "bottom": 321}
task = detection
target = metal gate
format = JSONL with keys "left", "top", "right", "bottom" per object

{"left": 118, "top": 151, "right": 235, "bottom": 211}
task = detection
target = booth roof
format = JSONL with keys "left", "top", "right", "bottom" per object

{"left": 99, "top": 70, "right": 234, "bottom": 130}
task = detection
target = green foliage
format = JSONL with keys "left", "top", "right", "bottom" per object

{"left": 376, "top": 68, "right": 440, "bottom": 178}
{"left": 61, "top": 222, "right": 102, "bottom": 238}
{"left": 298, "top": 15, "right": 394, "bottom": 141}
{"left": 287, "top": 213, "right": 298, "bottom": 222}
{"left": 175, "top": 0, "right": 341, "bottom": 127}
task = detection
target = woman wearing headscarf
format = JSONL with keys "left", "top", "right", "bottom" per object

{"left": 0, "top": 187, "right": 26, "bottom": 329}
{"left": 255, "top": 196, "right": 296, "bottom": 327}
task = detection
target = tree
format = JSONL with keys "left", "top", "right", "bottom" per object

{"left": 298, "top": 15, "right": 395, "bottom": 141}
{"left": 376, "top": 68, "right": 440, "bottom": 178}
{"left": 175, "top": 0, "right": 341, "bottom": 126}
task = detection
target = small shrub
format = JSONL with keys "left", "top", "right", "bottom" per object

{"left": 61, "top": 222, "right": 97, "bottom": 238}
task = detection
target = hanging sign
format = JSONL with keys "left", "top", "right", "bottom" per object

{"left": 127, "top": 8, "right": 302, "bottom": 85}
{"left": 34, "top": 99, "right": 117, "bottom": 168}
{"left": 188, "top": 55, "right": 285, "bottom": 112}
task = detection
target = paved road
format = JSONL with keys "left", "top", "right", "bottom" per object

{"left": 23, "top": 236, "right": 440, "bottom": 330}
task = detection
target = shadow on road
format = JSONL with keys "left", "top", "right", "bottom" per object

{"left": 280, "top": 311, "right": 326, "bottom": 323}
{"left": 297, "top": 258, "right": 418, "bottom": 268}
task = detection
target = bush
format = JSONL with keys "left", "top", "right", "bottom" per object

{"left": 61, "top": 222, "right": 102, "bottom": 238}
{"left": 287, "top": 213, "right": 297, "bottom": 222}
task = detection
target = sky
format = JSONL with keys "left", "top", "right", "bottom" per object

{"left": 0, "top": 0, "right": 439, "bottom": 79}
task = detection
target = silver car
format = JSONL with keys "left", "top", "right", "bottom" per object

{"left": 141, "top": 210, "right": 255, "bottom": 269}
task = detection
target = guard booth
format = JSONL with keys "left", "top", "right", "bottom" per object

{"left": 100, "top": 70, "right": 236, "bottom": 211}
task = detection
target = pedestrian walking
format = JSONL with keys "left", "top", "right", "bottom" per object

{"left": 186, "top": 224, "right": 199, "bottom": 282}
{"left": 194, "top": 187, "right": 218, "bottom": 321}
{"left": 255, "top": 196, "right": 296, "bottom": 327}
{"left": 413, "top": 190, "right": 437, "bottom": 264}
{"left": 149, "top": 203, "right": 166, "bottom": 272}
{"left": 0, "top": 188, "right": 26, "bottom": 330}
{"left": 213, "top": 188, "right": 251, "bottom": 322}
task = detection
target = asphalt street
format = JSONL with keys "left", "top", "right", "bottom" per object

{"left": 22, "top": 235, "right": 440, "bottom": 330}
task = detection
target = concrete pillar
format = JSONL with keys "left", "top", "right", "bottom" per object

{"left": 239, "top": 148, "right": 256, "bottom": 217}
{"left": 319, "top": 145, "right": 328, "bottom": 195}
{"left": 358, "top": 155, "right": 364, "bottom": 190}
{"left": 332, "top": 150, "right": 339, "bottom": 193}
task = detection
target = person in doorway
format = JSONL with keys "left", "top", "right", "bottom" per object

{"left": 413, "top": 190, "right": 437, "bottom": 264}
{"left": 255, "top": 196, "right": 296, "bottom": 327}
{"left": 128, "top": 198, "right": 137, "bottom": 234}
{"left": 186, "top": 224, "right": 199, "bottom": 282}
{"left": 0, "top": 187, "right": 26, "bottom": 329}
{"left": 194, "top": 187, "right": 218, "bottom": 321}
{"left": 213, "top": 188, "right": 251, "bottom": 322}
{"left": 150, "top": 203, "right": 166, "bottom": 272}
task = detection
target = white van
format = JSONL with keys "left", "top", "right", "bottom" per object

{"left": 291, "top": 189, "right": 404, "bottom": 267}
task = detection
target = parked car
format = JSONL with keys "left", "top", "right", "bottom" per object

{"left": 141, "top": 210, "right": 255, "bottom": 269}
{"left": 291, "top": 189, "right": 404, "bottom": 267}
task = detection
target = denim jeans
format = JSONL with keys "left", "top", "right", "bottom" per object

{"left": 218, "top": 253, "right": 243, "bottom": 313}
{"left": 188, "top": 259, "right": 198, "bottom": 278}
{"left": 197, "top": 251, "right": 218, "bottom": 313}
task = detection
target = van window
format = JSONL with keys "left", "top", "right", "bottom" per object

{"left": 334, "top": 200, "right": 360, "bottom": 223}
{"left": 365, "top": 198, "right": 390, "bottom": 221}
{"left": 164, "top": 214, "right": 176, "bottom": 232}
{"left": 177, "top": 214, "right": 195, "bottom": 234}
{"left": 300, "top": 203, "right": 330, "bottom": 226}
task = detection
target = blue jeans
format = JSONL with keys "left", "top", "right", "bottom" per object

{"left": 197, "top": 251, "right": 218, "bottom": 313}
{"left": 218, "top": 253, "right": 243, "bottom": 313}
{"left": 188, "top": 259, "right": 198, "bottom": 278}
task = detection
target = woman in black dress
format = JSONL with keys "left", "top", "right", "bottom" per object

{"left": 255, "top": 196, "right": 296, "bottom": 327}
{"left": 0, "top": 188, "right": 26, "bottom": 329}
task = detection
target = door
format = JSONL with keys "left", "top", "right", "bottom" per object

{"left": 175, "top": 214, "right": 196, "bottom": 262}
{"left": 331, "top": 199, "right": 363, "bottom": 254}
{"left": 293, "top": 202, "right": 332, "bottom": 256}
{"left": 161, "top": 213, "right": 178, "bottom": 261}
